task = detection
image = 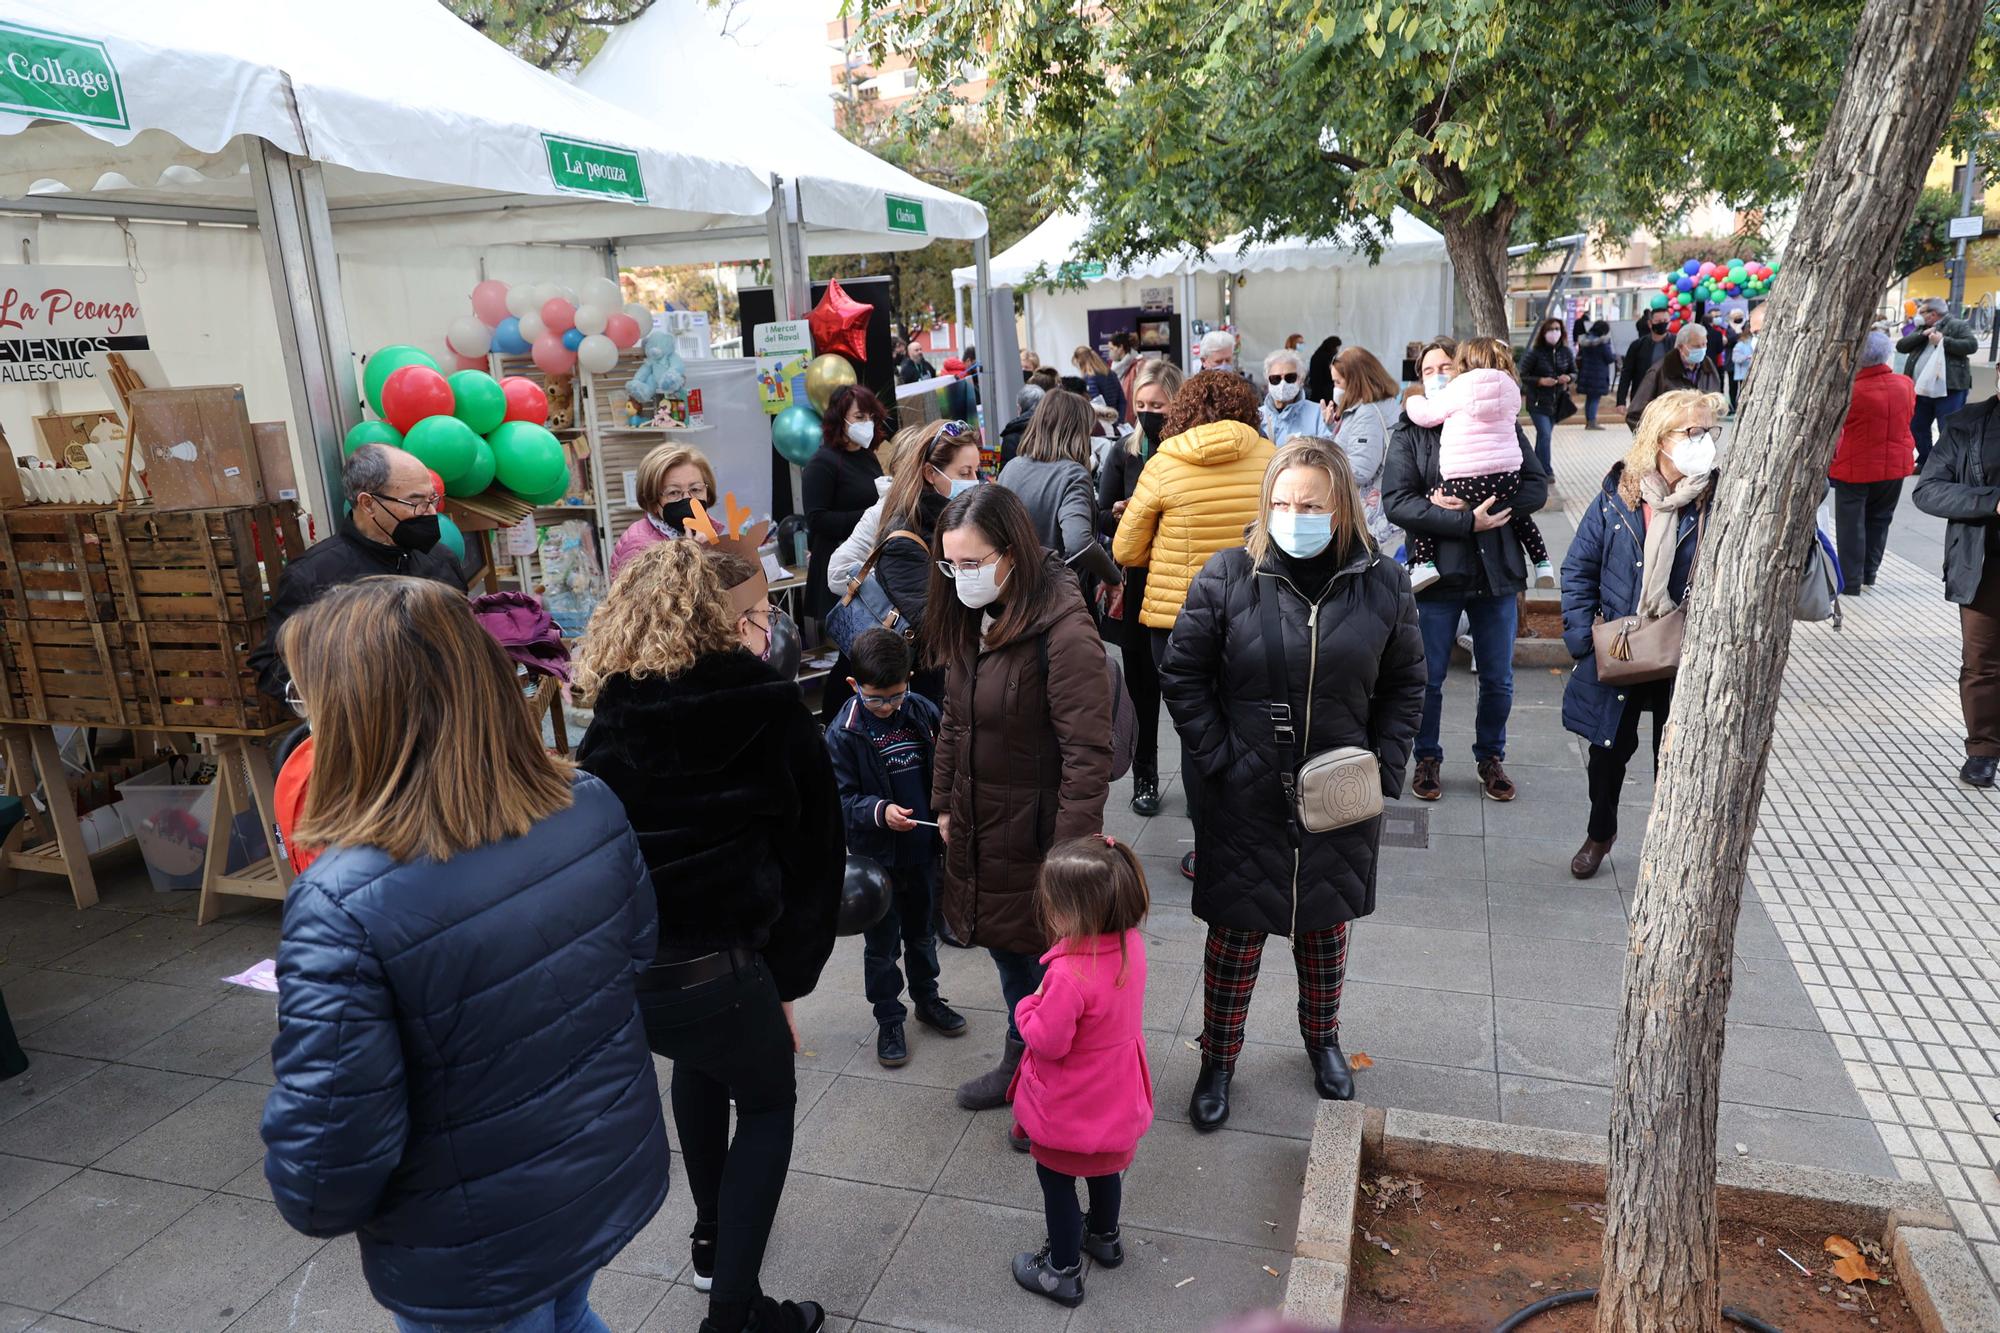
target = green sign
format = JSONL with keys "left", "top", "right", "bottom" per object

{"left": 0, "top": 21, "right": 126, "bottom": 130}
{"left": 1058, "top": 260, "right": 1107, "bottom": 282}
{"left": 886, "top": 195, "right": 928, "bottom": 235}
{"left": 542, "top": 134, "right": 648, "bottom": 204}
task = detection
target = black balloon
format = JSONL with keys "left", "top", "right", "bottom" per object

{"left": 765, "top": 608, "right": 801, "bottom": 679}
{"left": 837, "top": 855, "right": 893, "bottom": 935}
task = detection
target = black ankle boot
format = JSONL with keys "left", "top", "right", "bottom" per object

{"left": 1188, "top": 1056, "right": 1232, "bottom": 1131}
{"left": 1308, "top": 1042, "right": 1355, "bottom": 1101}
{"left": 1130, "top": 775, "right": 1161, "bottom": 817}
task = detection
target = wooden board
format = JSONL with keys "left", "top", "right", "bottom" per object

{"left": 1, "top": 616, "right": 288, "bottom": 732}
{"left": 95, "top": 502, "right": 301, "bottom": 623}
{"left": 0, "top": 508, "right": 116, "bottom": 621}
{"left": 0, "top": 617, "right": 140, "bottom": 724}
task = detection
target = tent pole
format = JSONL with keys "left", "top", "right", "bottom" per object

{"left": 1180, "top": 269, "right": 1195, "bottom": 371}
{"left": 250, "top": 140, "right": 354, "bottom": 527}
{"left": 785, "top": 182, "right": 811, "bottom": 321}
{"left": 765, "top": 179, "right": 795, "bottom": 319}
{"left": 972, "top": 233, "right": 999, "bottom": 438}
{"left": 953, "top": 283, "right": 965, "bottom": 354}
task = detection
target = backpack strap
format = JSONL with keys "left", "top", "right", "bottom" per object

{"left": 840, "top": 528, "right": 930, "bottom": 607}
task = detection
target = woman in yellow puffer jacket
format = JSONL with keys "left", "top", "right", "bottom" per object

{"left": 1112, "top": 369, "right": 1275, "bottom": 871}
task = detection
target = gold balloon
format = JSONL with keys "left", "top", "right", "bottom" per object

{"left": 804, "top": 353, "right": 858, "bottom": 413}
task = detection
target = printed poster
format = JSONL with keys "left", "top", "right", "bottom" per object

{"left": 0, "top": 263, "right": 151, "bottom": 387}
{"left": 753, "top": 319, "right": 811, "bottom": 416}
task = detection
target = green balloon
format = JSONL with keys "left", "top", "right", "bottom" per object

{"left": 403, "top": 414, "right": 481, "bottom": 484}
{"left": 1648, "top": 293, "right": 1668, "bottom": 310}
{"left": 1766, "top": 259, "right": 1780, "bottom": 274}
{"left": 343, "top": 420, "right": 402, "bottom": 457}
{"left": 522, "top": 476, "right": 573, "bottom": 506}
{"left": 772, "top": 403, "right": 822, "bottom": 464}
{"left": 445, "top": 438, "right": 496, "bottom": 498}
{"left": 362, "top": 345, "right": 441, "bottom": 418}
{"left": 436, "top": 513, "right": 467, "bottom": 563}
{"left": 488, "top": 420, "right": 569, "bottom": 497}
{"left": 449, "top": 370, "right": 507, "bottom": 435}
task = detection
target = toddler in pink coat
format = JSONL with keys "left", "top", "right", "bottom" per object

{"left": 1401, "top": 337, "right": 1555, "bottom": 590}
{"left": 1008, "top": 835, "right": 1154, "bottom": 1310}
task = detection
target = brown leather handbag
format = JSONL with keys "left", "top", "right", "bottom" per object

{"left": 1591, "top": 505, "right": 1701, "bottom": 686}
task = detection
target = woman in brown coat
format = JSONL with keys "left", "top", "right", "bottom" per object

{"left": 925, "top": 484, "right": 1114, "bottom": 1112}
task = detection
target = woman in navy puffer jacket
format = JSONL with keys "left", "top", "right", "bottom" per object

{"left": 261, "top": 577, "right": 668, "bottom": 1332}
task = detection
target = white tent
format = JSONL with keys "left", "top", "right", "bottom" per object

{"left": 956, "top": 209, "right": 1454, "bottom": 376}
{"left": 576, "top": 6, "right": 988, "bottom": 264}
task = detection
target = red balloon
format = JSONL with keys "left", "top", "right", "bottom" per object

{"left": 604, "top": 312, "right": 643, "bottom": 349}
{"left": 381, "top": 365, "right": 455, "bottom": 434}
{"left": 427, "top": 468, "right": 446, "bottom": 502}
{"left": 500, "top": 375, "right": 550, "bottom": 425}
{"left": 1667, "top": 318, "right": 1683, "bottom": 333}
{"left": 541, "top": 298, "right": 577, "bottom": 334}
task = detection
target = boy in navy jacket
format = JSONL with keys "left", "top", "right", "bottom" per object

{"left": 827, "top": 629, "right": 967, "bottom": 1067}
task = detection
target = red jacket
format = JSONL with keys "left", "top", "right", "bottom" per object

{"left": 1830, "top": 363, "right": 1916, "bottom": 483}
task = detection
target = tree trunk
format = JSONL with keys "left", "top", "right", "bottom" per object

{"left": 1594, "top": 2, "right": 1981, "bottom": 1331}
{"left": 1433, "top": 202, "right": 1517, "bottom": 337}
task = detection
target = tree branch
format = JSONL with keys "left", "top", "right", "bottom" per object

{"left": 1319, "top": 148, "right": 1375, "bottom": 173}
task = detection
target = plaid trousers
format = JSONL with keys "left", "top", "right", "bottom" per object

{"left": 1199, "top": 922, "right": 1351, "bottom": 1067}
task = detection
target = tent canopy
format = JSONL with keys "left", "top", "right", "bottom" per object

{"left": 0, "top": 0, "right": 776, "bottom": 249}
{"left": 955, "top": 208, "right": 1446, "bottom": 289}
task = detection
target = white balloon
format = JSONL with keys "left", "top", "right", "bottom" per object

{"left": 446, "top": 315, "right": 492, "bottom": 358}
{"left": 574, "top": 303, "right": 610, "bottom": 336}
{"left": 517, "top": 313, "right": 547, "bottom": 343}
{"left": 505, "top": 284, "right": 539, "bottom": 318}
{"left": 583, "top": 276, "right": 624, "bottom": 309}
{"left": 559, "top": 286, "right": 578, "bottom": 305}
{"left": 532, "top": 282, "right": 565, "bottom": 307}
{"left": 577, "top": 333, "right": 619, "bottom": 375}
{"left": 624, "top": 301, "right": 651, "bottom": 325}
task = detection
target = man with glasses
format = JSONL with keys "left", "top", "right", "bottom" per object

{"left": 1259, "top": 348, "right": 1320, "bottom": 446}
{"left": 249, "top": 443, "right": 466, "bottom": 698}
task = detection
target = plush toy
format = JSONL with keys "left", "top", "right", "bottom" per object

{"left": 627, "top": 330, "right": 686, "bottom": 410}
{"left": 543, "top": 373, "right": 577, "bottom": 431}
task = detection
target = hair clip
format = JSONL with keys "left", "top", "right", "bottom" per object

{"left": 1102, "top": 835, "right": 1116, "bottom": 847}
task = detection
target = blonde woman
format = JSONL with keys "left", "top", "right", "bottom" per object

{"left": 1560, "top": 389, "right": 1720, "bottom": 881}
{"left": 261, "top": 577, "right": 669, "bottom": 1331}
{"left": 610, "top": 443, "right": 720, "bottom": 578}
{"left": 1098, "top": 358, "right": 1184, "bottom": 814}
{"left": 1161, "top": 439, "right": 1425, "bottom": 1130}
{"left": 1073, "top": 343, "right": 1126, "bottom": 417}
{"left": 574, "top": 540, "right": 842, "bottom": 1333}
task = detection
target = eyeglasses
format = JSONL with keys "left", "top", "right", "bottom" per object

{"left": 741, "top": 602, "right": 778, "bottom": 629}
{"left": 936, "top": 550, "right": 1004, "bottom": 577}
{"left": 1267, "top": 372, "right": 1299, "bottom": 385}
{"left": 282, "top": 678, "right": 307, "bottom": 720}
{"left": 859, "top": 689, "right": 909, "bottom": 711}
{"left": 368, "top": 490, "right": 438, "bottom": 515}
{"left": 1675, "top": 427, "right": 1722, "bottom": 446}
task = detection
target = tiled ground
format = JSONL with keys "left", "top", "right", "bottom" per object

{"left": 1551, "top": 419, "right": 2000, "bottom": 1290}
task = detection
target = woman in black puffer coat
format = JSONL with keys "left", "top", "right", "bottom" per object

{"left": 1520, "top": 316, "right": 1576, "bottom": 476}
{"left": 1162, "top": 438, "right": 1425, "bottom": 1133}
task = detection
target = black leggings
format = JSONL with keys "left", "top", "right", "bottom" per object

{"left": 1118, "top": 569, "right": 1161, "bottom": 781}
{"left": 1585, "top": 681, "right": 1673, "bottom": 842}
{"left": 639, "top": 955, "right": 796, "bottom": 1331}
{"left": 1036, "top": 1162, "right": 1124, "bottom": 1269}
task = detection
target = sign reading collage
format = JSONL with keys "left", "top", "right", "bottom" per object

{"left": 0, "top": 20, "right": 126, "bottom": 129}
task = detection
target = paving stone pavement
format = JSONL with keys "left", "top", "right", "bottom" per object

{"left": 0, "top": 425, "right": 1935, "bottom": 1329}
{"left": 1550, "top": 418, "right": 2000, "bottom": 1292}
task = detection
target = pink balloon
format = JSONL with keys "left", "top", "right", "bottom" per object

{"left": 470, "top": 280, "right": 511, "bottom": 327}
{"left": 531, "top": 333, "right": 577, "bottom": 375}
{"left": 604, "top": 312, "right": 643, "bottom": 349}
{"left": 1698, "top": 262, "right": 1715, "bottom": 277}
{"left": 451, "top": 352, "right": 486, "bottom": 372}
{"left": 541, "top": 298, "right": 577, "bottom": 334}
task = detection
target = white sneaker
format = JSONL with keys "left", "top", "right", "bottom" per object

{"left": 1533, "top": 560, "right": 1556, "bottom": 589}
{"left": 1408, "top": 562, "right": 1441, "bottom": 592}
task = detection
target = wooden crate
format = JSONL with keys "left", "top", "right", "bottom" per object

{"left": 0, "top": 508, "right": 116, "bottom": 622}
{"left": 95, "top": 502, "right": 302, "bottom": 623}
{"left": 0, "top": 617, "right": 141, "bottom": 724}
{"left": 125, "top": 619, "right": 289, "bottom": 732}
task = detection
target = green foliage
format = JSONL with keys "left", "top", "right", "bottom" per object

{"left": 1896, "top": 185, "right": 1959, "bottom": 279}
{"left": 438, "top": 0, "right": 656, "bottom": 70}
{"left": 854, "top": 0, "right": 2000, "bottom": 330}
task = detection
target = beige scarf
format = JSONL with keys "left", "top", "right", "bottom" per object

{"left": 1636, "top": 469, "right": 1711, "bottom": 619}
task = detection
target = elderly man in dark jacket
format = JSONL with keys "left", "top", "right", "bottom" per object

{"left": 1913, "top": 396, "right": 2000, "bottom": 787}
{"left": 248, "top": 443, "right": 465, "bottom": 698}
{"left": 1382, "top": 357, "right": 1549, "bottom": 804}
{"left": 1898, "top": 296, "right": 1979, "bottom": 469}
{"left": 1617, "top": 313, "right": 1671, "bottom": 416}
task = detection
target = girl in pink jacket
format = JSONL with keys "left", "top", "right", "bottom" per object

{"left": 1401, "top": 337, "right": 1555, "bottom": 590}
{"left": 1008, "top": 835, "right": 1154, "bottom": 1309}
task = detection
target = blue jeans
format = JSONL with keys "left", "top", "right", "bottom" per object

{"left": 1414, "top": 593, "right": 1517, "bottom": 764}
{"left": 1528, "top": 412, "right": 1555, "bottom": 475}
{"left": 1584, "top": 393, "right": 1603, "bottom": 428}
{"left": 863, "top": 864, "right": 941, "bottom": 1025}
{"left": 1912, "top": 389, "right": 1967, "bottom": 472}
{"left": 394, "top": 1275, "right": 606, "bottom": 1333}
{"left": 990, "top": 946, "right": 1047, "bottom": 1043}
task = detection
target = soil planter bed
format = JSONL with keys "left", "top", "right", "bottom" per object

{"left": 1284, "top": 1104, "right": 2000, "bottom": 1333}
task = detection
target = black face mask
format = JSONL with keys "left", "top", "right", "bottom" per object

{"left": 1136, "top": 410, "right": 1167, "bottom": 448}
{"left": 1651, "top": 325, "right": 1669, "bottom": 337}
{"left": 390, "top": 514, "right": 441, "bottom": 554}
{"left": 656, "top": 497, "right": 698, "bottom": 534}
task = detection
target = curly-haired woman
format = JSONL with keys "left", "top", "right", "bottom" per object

{"left": 1112, "top": 370, "right": 1274, "bottom": 870}
{"left": 575, "top": 540, "right": 844, "bottom": 1333}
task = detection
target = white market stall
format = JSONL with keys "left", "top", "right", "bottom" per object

{"left": 956, "top": 209, "right": 1454, "bottom": 377}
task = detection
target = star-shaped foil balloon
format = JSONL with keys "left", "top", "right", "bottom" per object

{"left": 808, "top": 279, "right": 873, "bottom": 363}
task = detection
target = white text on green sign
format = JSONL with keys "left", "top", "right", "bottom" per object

{"left": 543, "top": 135, "right": 648, "bottom": 204}
{"left": 0, "top": 21, "right": 126, "bottom": 130}
{"left": 886, "top": 196, "right": 928, "bottom": 235}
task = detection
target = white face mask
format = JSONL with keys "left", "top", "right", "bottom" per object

{"left": 1424, "top": 373, "right": 1451, "bottom": 397}
{"left": 1270, "top": 380, "right": 1301, "bottom": 405}
{"left": 1668, "top": 429, "right": 1719, "bottom": 479}
{"left": 1543, "top": 330, "right": 1562, "bottom": 345}
{"left": 952, "top": 559, "right": 1007, "bottom": 609}
{"left": 846, "top": 420, "right": 876, "bottom": 448}
{"left": 1331, "top": 385, "right": 1346, "bottom": 405}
